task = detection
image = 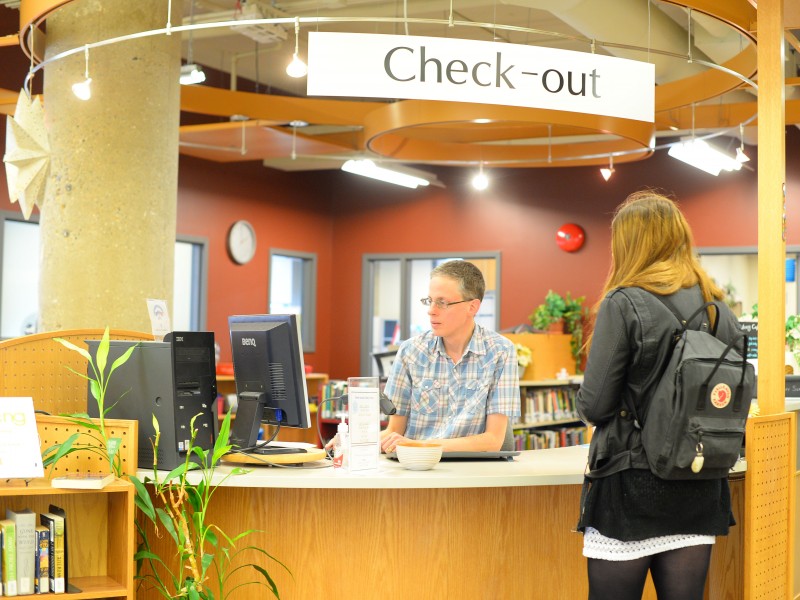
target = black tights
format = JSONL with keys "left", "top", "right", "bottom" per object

{"left": 587, "top": 544, "right": 712, "bottom": 600}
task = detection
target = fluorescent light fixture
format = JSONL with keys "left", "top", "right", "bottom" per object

{"left": 341, "top": 159, "right": 431, "bottom": 189}
{"left": 667, "top": 138, "right": 742, "bottom": 176}
{"left": 180, "top": 64, "right": 206, "bottom": 85}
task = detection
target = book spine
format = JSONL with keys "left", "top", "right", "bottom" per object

{"left": 0, "top": 521, "right": 16, "bottom": 597}
{"left": 34, "top": 527, "right": 48, "bottom": 594}
{"left": 7, "top": 511, "right": 35, "bottom": 595}
{"left": 51, "top": 520, "right": 64, "bottom": 594}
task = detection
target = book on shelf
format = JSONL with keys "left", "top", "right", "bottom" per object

{"left": 5, "top": 509, "right": 35, "bottom": 595}
{"left": 34, "top": 525, "right": 49, "bottom": 594}
{"left": 51, "top": 472, "right": 114, "bottom": 490}
{"left": 48, "top": 505, "right": 69, "bottom": 593}
{"left": 39, "top": 512, "right": 64, "bottom": 594}
{"left": 0, "top": 518, "right": 17, "bottom": 596}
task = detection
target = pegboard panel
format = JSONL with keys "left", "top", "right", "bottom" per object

{"left": 37, "top": 414, "right": 138, "bottom": 476}
{"left": 0, "top": 328, "right": 153, "bottom": 415}
{"left": 744, "top": 412, "right": 797, "bottom": 600}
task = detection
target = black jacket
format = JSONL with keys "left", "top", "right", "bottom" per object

{"left": 577, "top": 285, "right": 746, "bottom": 478}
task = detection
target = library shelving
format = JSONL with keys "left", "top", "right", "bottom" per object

{"left": 513, "top": 378, "right": 588, "bottom": 450}
{"left": 0, "top": 415, "right": 138, "bottom": 599}
{"left": 0, "top": 479, "right": 135, "bottom": 600}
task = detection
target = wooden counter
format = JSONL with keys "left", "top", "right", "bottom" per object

{"left": 136, "top": 447, "right": 743, "bottom": 599}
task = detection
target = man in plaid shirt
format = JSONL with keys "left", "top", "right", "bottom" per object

{"left": 381, "top": 260, "right": 520, "bottom": 453}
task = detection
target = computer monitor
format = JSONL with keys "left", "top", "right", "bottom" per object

{"left": 228, "top": 314, "right": 311, "bottom": 450}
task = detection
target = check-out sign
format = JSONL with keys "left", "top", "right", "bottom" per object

{"left": 308, "top": 32, "right": 654, "bottom": 123}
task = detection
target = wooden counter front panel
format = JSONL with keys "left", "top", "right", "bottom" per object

{"left": 136, "top": 480, "right": 742, "bottom": 600}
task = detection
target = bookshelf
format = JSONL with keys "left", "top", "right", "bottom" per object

{"left": 0, "top": 480, "right": 134, "bottom": 600}
{"left": 0, "top": 415, "right": 137, "bottom": 600}
{"left": 513, "top": 378, "right": 588, "bottom": 450}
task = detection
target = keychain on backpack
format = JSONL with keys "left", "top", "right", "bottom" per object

{"left": 691, "top": 442, "right": 704, "bottom": 473}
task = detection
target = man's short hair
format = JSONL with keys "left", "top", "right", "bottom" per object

{"left": 431, "top": 260, "right": 485, "bottom": 301}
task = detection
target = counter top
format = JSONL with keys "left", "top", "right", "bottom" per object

{"left": 138, "top": 445, "right": 593, "bottom": 490}
{"left": 137, "top": 444, "right": 747, "bottom": 490}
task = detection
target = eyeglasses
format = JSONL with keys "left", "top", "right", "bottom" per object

{"left": 420, "top": 297, "right": 473, "bottom": 310}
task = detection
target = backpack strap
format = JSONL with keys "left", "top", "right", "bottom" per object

{"left": 656, "top": 294, "right": 721, "bottom": 336}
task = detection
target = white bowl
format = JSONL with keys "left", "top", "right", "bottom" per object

{"left": 396, "top": 442, "right": 443, "bottom": 471}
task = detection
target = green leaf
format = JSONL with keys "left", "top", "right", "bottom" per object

{"left": 252, "top": 564, "right": 281, "bottom": 598}
{"left": 53, "top": 337, "right": 92, "bottom": 362}
{"left": 212, "top": 412, "right": 233, "bottom": 464}
{"left": 89, "top": 379, "right": 101, "bottom": 402}
{"left": 108, "top": 342, "right": 139, "bottom": 377}
{"left": 96, "top": 326, "right": 111, "bottom": 380}
{"left": 130, "top": 476, "right": 156, "bottom": 521}
{"left": 155, "top": 508, "right": 180, "bottom": 545}
{"left": 201, "top": 552, "right": 215, "bottom": 572}
{"left": 47, "top": 433, "right": 79, "bottom": 471}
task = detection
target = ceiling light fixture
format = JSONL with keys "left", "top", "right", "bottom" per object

{"left": 180, "top": 0, "right": 206, "bottom": 85}
{"left": 471, "top": 164, "right": 489, "bottom": 191}
{"left": 286, "top": 17, "right": 307, "bottom": 78}
{"left": 71, "top": 44, "right": 92, "bottom": 100}
{"left": 736, "top": 124, "right": 750, "bottom": 163}
{"left": 180, "top": 64, "right": 206, "bottom": 85}
{"left": 667, "top": 138, "right": 742, "bottom": 176}
{"left": 600, "top": 155, "right": 615, "bottom": 181}
{"left": 341, "top": 159, "right": 431, "bottom": 189}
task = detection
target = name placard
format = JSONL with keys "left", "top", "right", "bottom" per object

{"left": 308, "top": 32, "right": 654, "bottom": 122}
{"left": 0, "top": 397, "right": 44, "bottom": 479}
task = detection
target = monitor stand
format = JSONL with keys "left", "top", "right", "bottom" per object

{"left": 248, "top": 445, "right": 307, "bottom": 456}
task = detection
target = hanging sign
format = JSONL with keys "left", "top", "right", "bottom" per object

{"left": 307, "top": 32, "right": 654, "bottom": 122}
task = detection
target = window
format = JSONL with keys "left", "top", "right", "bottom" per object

{"left": 1, "top": 215, "right": 40, "bottom": 338}
{"left": 269, "top": 249, "right": 317, "bottom": 352}
{"left": 0, "top": 212, "right": 208, "bottom": 336}
{"left": 362, "top": 253, "right": 501, "bottom": 375}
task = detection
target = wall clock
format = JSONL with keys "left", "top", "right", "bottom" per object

{"left": 227, "top": 220, "right": 257, "bottom": 265}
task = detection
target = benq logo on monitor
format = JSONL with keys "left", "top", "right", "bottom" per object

{"left": 241, "top": 337, "right": 257, "bottom": 347}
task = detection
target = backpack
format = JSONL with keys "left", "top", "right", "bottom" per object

{"left": 630, "top": 294, "right": 755, "bottom": 480}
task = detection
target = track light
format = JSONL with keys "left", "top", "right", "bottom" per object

{"left": 600, "top": 155, "right": 615, "bottom": 181}
{"left": 180, "top": 63, "right": 206, "bottom": 85}
{"left": 471, "top": 164, "right": 489, "bottom": 191}
{"left": 667, "top": 138, "right": 742, "bottom": 176}
{"left": 286, "top": 17, "right": 307, "bottom": 78}
{"left": 341, "top": 159, "right": 431, "bottom": 189}
{"left": 736, "top": 124, "right": 750, "bottom": 163}
{"left": 72, "top": 44, "right": 92, "bottom": 100}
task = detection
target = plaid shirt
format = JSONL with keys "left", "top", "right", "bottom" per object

{"left": 384, "top": 325, "right": 521, "bottom": 441}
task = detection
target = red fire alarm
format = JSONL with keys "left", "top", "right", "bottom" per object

{"left": 556, "top": 223, "right": 585, "bottom": 252}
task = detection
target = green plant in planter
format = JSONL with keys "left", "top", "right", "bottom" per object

{"left": 529, "top": 290, "right": 587, "bottom": 373}
{"left": 42, "top": 326, "right": 138, "bottom": 477}
{"left": 130, "top": 411, "right": 289, "bottom": 599}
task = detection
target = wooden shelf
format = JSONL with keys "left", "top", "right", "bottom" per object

{"left": 0, "top": 477, "right": 134, "bottom": 600}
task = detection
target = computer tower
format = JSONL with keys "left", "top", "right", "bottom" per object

{"left": 86, "top": 332, "right": 218, "bottom": 470}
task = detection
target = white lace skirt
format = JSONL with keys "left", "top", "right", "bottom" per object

{"left": 583, "top": 527, "right": 715, "bottom": 561}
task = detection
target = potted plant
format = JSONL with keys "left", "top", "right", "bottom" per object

{"left": 43, "top": 326, "right": 138, "bottom": 477}
{"left": 131, "top": 412, "right": 289, "bottom": 599}
{"left": 529, "top": 290, "right": 587, "bottom": 373}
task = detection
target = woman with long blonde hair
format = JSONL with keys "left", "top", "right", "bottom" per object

{"left": 576, "top": 191, "right": 743, "bottom": 600}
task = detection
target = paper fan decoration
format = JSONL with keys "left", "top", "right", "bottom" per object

{"left": 3, "top": 89, "right": 50, "bottom": 220}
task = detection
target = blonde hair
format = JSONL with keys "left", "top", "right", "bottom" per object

{"left": 588, "top": 191, "right": 722, "bottom": 340}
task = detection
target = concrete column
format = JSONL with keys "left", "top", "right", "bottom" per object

{"left": 39, "top": 0, "right": 181, "bottom": 332}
